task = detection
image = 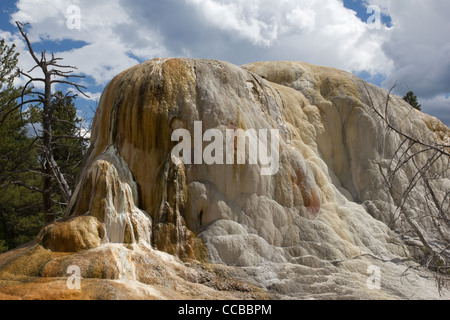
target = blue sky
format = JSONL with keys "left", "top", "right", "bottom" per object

{"left": 1, "top": 0, "right": 449, "bottom": 126}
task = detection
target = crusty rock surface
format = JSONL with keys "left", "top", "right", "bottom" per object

{"left": 39, "top": 216, "right": 104, "bottom": 253}
{"left": 0, "top": 242, "right": 267, "bottom": 300}
{"left": 0, "top": 58, "right": 448, "bottom": 300}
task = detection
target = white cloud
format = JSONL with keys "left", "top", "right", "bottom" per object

{"left": 183, "top": 0, "right": 392, "bottom": 75}
{"left": 9, "top": 0, "right": 169, "bottom": 86}
{"left": 186, "top": 0, "right": 275, "bottom": 46}
{"left": 362, "top": 0, "right": 450, "bottom": 124}
{"left": 2, "top": 0, "right": 448, "bottom": 125}
{"left": 5, "top": 0, "right": 393, "bottom": 82}
{"left": 286, "top": 6, "right": 317, "bottom": 33}
{"left": 366, "top": 0, "right": 450, "bottom": 96}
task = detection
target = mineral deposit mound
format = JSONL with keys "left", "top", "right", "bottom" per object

{"left": 0, "top": 59, "right": 449, "bottom": 300}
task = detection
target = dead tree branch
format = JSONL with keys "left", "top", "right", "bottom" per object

{"left": 364, "top": 83, "right": 450, "bottom": 295}
{"left": 14, "top": 21, "right": 90, "bottom": 223}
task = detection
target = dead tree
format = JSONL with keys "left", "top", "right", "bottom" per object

{"left": 364, "top": 84, "right": 450, "bottom": 294}
{"left": 16, "top": 21, "right": 89, "bottom": 224}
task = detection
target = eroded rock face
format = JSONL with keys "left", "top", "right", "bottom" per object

{"left": 1, "top": 58, "right": 449, "bottom": 300}
{"left": 0, "top": 242, "right": 267, "bottom": 300}
{"left": 67, "top": 146, "right": 152, "bottom": 245}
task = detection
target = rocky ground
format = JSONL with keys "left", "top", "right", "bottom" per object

{"left": 1, "top": 59, "right": 448, "bottom": 300}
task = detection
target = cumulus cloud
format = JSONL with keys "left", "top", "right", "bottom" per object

{"left": 362, "top": 0, "right": 450, "bottom": 124}
{"left": 2, "top": 0, "right": 448, "bottom": 125}
{"left": 366, "top": 0, "right": 450, "bottom": 97}
{"left": 180, "top": 0, "right": 393, "bottom": 75}
{"left": 7, "top": 0, "right": 392, "bottom": 81}
{"left": 10, "top": 0, "right": 152, "bottom": 86}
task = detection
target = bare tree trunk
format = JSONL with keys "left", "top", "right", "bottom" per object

{"left": 43, "top": 163, "right": 54, "bottom": 224}
{"left": 15, "top": 21, "right": 87, "bottom": 224}
{"left": 43, "top": 73, "right": 54, "bottom": 223}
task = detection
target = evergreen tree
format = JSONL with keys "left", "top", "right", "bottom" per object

{"left": 0, "top": 40, "right": 43, "bottom": 253}
{"left": 0, "top": 40, "right": 36, "bottom": 187}
{"left": 52, "top": 91, "right": 87, "bottom": 189}
{"left": 403, "top": 91, "right": 422, "bottom": 111}
{"left": 0, "top": 28, "right": 89, "bottom": 252}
